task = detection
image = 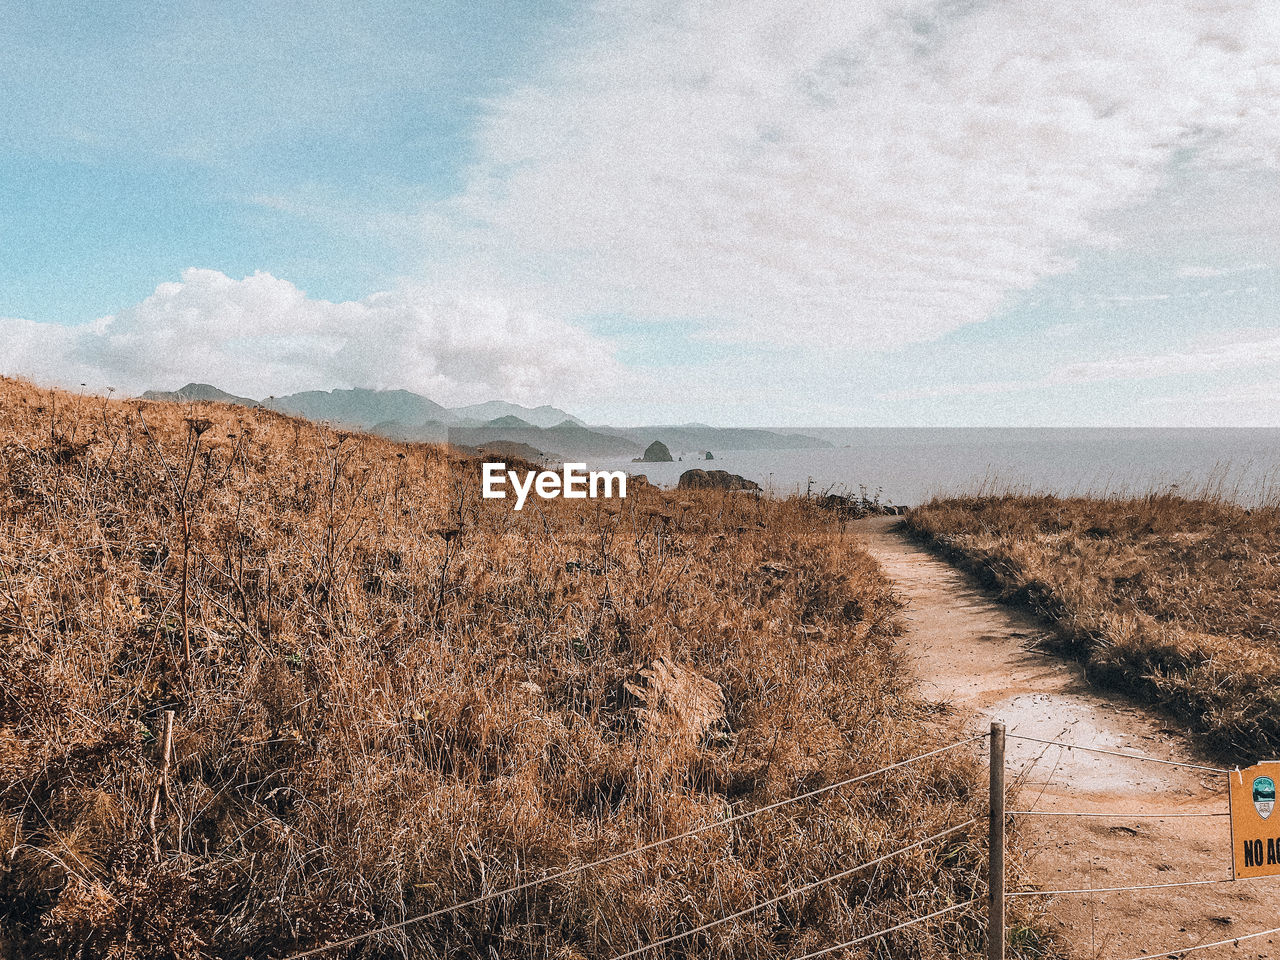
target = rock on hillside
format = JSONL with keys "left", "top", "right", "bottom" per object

{"left": 677, "top": 469, "right": 761, "bottom": 492}
{"left": 465, "top": 440, "right": 553, "bottom": 463}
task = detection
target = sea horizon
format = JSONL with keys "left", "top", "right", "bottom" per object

{"left": 585, "top": 426, "right": 1280, "bottom": 507}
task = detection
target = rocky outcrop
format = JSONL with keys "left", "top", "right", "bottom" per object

{"left": 638, "top": 440, "right": 674, "bottom": 462}
{"left": 468, "top": 440, "right": 552, "bottom": 463}
{"left": 677, "top": 469, "right": 761, "bottom": 492}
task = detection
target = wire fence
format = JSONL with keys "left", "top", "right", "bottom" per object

{"left": 1004, "top": 733, "right": 1231, "bottom": 775}
{"left": 1114, "top": 925, "right": 1280, "bottom": 960}
{"left": 789, "top": 898, "right": 980, "bottom": 960}
{"left": 1002, "top": 731, "right": 1279, "bottom": 960}
{"left": 1006, "top": 809, "right": 1229, "bottom": 818}
{"left": 605, "top": 820, "right": 976, "bottom": 960}
{"left": 281, "top": 727, "right": 1280, "bottom": 960}
{"left": 282, "top": 736, "right": 984, "bottom": 960}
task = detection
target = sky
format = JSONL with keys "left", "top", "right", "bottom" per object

{"left": 2, "top": 0, "right": 1279, "bottom": 426}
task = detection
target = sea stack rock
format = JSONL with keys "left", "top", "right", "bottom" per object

{"left": 640, "top": 440, "right": 674, "bottom": 462}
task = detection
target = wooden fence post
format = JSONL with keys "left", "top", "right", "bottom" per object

{"left": 988, "top": 721, "right": 1006, "bottom": 960}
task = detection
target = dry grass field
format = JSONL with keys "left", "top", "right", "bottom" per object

{"left": 905, "top": 493, "right": 1280, "bottom": 759}
{"left": 0, "top": 378, "right": 1049, "bottom": 959}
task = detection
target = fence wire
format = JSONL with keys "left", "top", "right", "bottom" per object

{"left": 281, "top": 735, "right": 983, "bottom": 960}
{"left": 1114, "top": 923, "right": 1280, "bottom": 960}
{"left": 1004, "top": 729, "right": 1280, "bottom": 960}
{"left": 279, "top": 723, "right": 1271, "bottom": 960}
{"left": 1005, "top": 733, "right": 1230, "bottom": 774}
{"left": 788, "top": 898, "right": 979, "bottom": 960}
{"left": 606, "top": 820, "right": 976, "bottom": 960}
{"left": 1009, "top": 873, "right": 1280, "bottom": 898}
{"left": 1007, "top": 809, "right": 1227, "bottom": 818}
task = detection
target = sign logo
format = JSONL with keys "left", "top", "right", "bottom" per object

{"left": 1254, "top": 776, "right": 1276, "bottom": 820}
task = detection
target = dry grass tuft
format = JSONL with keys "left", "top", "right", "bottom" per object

{"left": 905, "top": 492, "right": 1280, "bottom": 759}
{"left": 623, "top": 656, "right": 727, "bottom": 747}
{"left": 0, "top": 377, "right": 1051, "bottom": 958}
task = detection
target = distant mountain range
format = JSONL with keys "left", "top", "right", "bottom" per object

{"left": 141, "top": 383, "right": 262, "bottom": 407}
{"left": 138, "top": 383, "right": 831, "bottom": 460}
{"left": 450, "top": 400, "right": 585, "bottom": 428}
{"left": 267, "top": 388, "right": 454, "bottom": 427}
{"left": 139, "top": 384, "right": 580, "bottom": 429}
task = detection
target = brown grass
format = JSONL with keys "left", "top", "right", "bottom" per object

{"left": 904, "top": 492, "right": 1280, "bottom": 759}
{"left": 0, "top": 377, "right": 1050, "bottom": 959}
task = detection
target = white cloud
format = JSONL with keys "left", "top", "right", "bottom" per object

{"left": 428, "top": 0, "right": 1280, "bottom": 348}
{"left": 879, "top": 378, "right": 1034, "bottom": 402}
{"left": 876, "top": 327, "right": 1280, "bottom": 402}
{"left": 1137, "top": 382, "right": 1280, "bottom": 427}
{"left": 0, "top": 317, "right": 81, "bottom": 386}
{"left": 1177, "top": 263, "right": 1270, "bottom": 278}
{"left": 0, "top": 269, "right": 619, "bottom": 404}
{"left": 1049, "top": 333, "right": 1280, "bottom": 385}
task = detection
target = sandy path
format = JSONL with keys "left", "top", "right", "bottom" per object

{"left": 855, "top": 516, "right": 1280, "bottom": 960}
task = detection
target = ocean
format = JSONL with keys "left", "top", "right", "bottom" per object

{"left": 584, "top": 428, "right": 1280, "bottom": 507}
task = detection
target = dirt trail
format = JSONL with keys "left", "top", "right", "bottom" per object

{"left": 855, "top": 516, "right": 1280, "bottom": 960}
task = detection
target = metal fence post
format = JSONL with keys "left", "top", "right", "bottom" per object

{"left": 988, "top": 721, "right": 1006, "bottom": 960}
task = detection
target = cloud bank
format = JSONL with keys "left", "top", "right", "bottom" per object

{"left": 0, "top": 269, "right": 618, "bottom": 403}
{"left": 440, "top": 0, "right": 1280, "bottom": 346}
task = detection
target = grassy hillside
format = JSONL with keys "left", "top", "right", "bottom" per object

{"left": 904, "top": 493, "right": 1280, "bottom": 759}
{"left": 0, "top": 378, "right": 1044, "bottom": 959}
